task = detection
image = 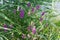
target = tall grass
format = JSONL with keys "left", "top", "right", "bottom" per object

{"left": 0, "top": 0, "right": 60, "bottom": 40}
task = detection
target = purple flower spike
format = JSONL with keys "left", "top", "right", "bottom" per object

{"left": 20, "top": 9, "right": 24, "bottom": 18}
{"left": 27, "top": 2, "right": 31, "bottom": 7}
{"left": 41, "top": 12, "right": 45, "bottom": 16}
{"left": 31, "top": 7, "right": 35, "bottom": 13}
{"left": 32, "top": 27, "right": 36, "bottom": 34}
{"left": 36, "top": 5, "right": 40, "bottom": 10}
{"left": 3, "top": 24, "right": 7, "bottom": 32}
{"left": 3, "top": 24, "right": 7, "bottom": 26}
{"left": 13, "top": 9, "right": 16, "bottom": 14}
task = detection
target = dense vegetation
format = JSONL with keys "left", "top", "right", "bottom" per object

{"left": 0, "top": 0, "right": 60, "bottom": 40}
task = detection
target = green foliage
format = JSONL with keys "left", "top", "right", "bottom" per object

{"left": 0, "top": 0, "right": 60, "bottom": 40}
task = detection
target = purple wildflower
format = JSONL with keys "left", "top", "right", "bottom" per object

{"left": 20, "top": 9, "right": 24, "bottom": 18}
{"left": 41, "top": 12, "right": 45, "bottom": 16}
{"left": 32, "top": 27, "right": 36, "bottom": 34}
{"left": 13, "top": 9, "right": 16, "bottom": 14}
{"left": 22, "top": 34, "right": 26, "bottom": 39}
{"left": 36, "top": 5, "right": 40, "bottom": 10}
{"left": 40, "top": 17, "right": 43, "bottom": 22}
{"left": 3, "top": 24, "right": 7, "bottom": 32}
{"left": 31, "top": 7, "right": 35, "bottom": 13}
{"left": 27, "top": 2, "right": 31, "bottom": 7}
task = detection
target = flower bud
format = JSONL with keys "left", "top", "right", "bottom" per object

{"left": 36, "top": 5, "right": 40, "bottom": 10}
{"left": 27, "top": 2, "right": 31, "bottom": 7}
{"left": 32, "top": 27, "right": 36, "bottom": 34}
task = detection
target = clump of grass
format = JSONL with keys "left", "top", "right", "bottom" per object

{"left": 0, "top": 0, "right": 60, "bottom": 40}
